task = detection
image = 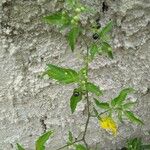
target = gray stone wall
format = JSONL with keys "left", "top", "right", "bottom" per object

{"left": 0, "top": 0, "right": 150, "bottom": 149}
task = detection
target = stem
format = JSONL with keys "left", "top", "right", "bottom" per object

{"left": 82, "top": 92, "right": 90, "bottom": 139}
{"left": 56, "top": 35, "right": 91, "bottom": 150}
{"left": 81, "top": 91, "right": 90, "bottom": 149}
{"left": 90, "top": 109, "right": 110, "bottom": 118}
{"left": 56, "top": 139, "right": 83, "bottom": 150}
{"left": 81, "top": 36, "right": 90, "bottom": 149}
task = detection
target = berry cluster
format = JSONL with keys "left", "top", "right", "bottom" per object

{"left": 96, "top": 18, "right": 101, "bottom": 29}
{"left": 71, "top": 6, "right": 85, "bottom": 25}
{"left": 92, "top": 19, "right": 101, "bottom": 40}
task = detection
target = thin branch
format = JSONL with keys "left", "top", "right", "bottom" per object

{"left": 90, "top": 110, "right": 110, "bottom": 118}
{"left": 83, "top": 138, "right": 89, "bottom": 149}
{"left": 82, "top": 94, "right": 90, "bottom": 139}
{"left": 56, "top": 139, "right": 83, "bottom": 150}
{"left": 82, "top": 91, "right": 90, "bottom": 150}
{"left": 81, "top": 36, "right": 90, "bottom": 150}
{"left": 56, "top": 31, "right": 91, "bottom": 150}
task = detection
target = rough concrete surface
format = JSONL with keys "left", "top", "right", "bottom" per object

{"left": 0, "top": 0, "right": 150, "bottom": 149}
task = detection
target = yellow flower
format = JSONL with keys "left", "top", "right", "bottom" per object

{"left": 99, "top": 116, "right": 117, "bottom": 136}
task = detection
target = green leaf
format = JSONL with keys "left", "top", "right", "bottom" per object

{"left": 43, "top": 12, "right": 63, "bottom": 25}
{"left": 43, "top": 12, "right": 62, "bottom": 25}
{"left": 75, "top": 144, "right": 87, "bottom": 150}
{"left": 45, "top": 64, "right": 79, "bottom": 84}
{"left": 101, "top": 42, "right": 113, "bottom": 59}
{"left": 86, "top": 82, "right": 102, "bottom": 96}
{"left": 124, "top": 111, "right": 144, "bottom": 125}
{"left": 67, "top": 26, "right": 80, "bottom": 51}
{"left": 90, "top": 43, "right": 99, "bottom": 59}
{"left": 111, "top": 88, "right": 134, "bottom": 107}
{"left": 68, "top": 131, "right": 74, "bottom": 143}
{"left": 127, "top": 138, "right": 142, "bottom": 150}
{"left": 70, "top": 88, "right": 82, "bottom": 113}
{"left": 94, "top": 98, "right": 110, "bottom": 109}
{"left": 66, "top": 0, "right": 76, "bottom": 7}
{"left": 99, "top": 21, "right": 113, "bottom": 36}
{"left": 36, "top": 131, "right": 53, "bottom": 150}
{"left": 142, "top": 145, "right": 150, "bottom": 150}
{"left": 123, "top": 102, "right": 137, "bottom": 109}
{"left": 17, "top": 143, "right": 25, "bottom": 150}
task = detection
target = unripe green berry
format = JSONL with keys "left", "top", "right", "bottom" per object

{"left": 73, "top": 16, "right": 79, "bottom": 21}
{"left": 62, "top": 11, "right": 66, "bottom": 15}
{"left": 75, "top": 8, "right": 81, "bottom": 13}
{"left": 82, "top": 81, "right": 86, "bottom": 84}
{"left": 80, "top": 6, "right": 85, "bottom": 11}
{"left": 84, "top": 75, "right": 88, "bottom": 79}
{"left": 62, "top": 16, "right": 66, "bottom": 21}
{"left": 83, "top": 70, "right": 86, "bottom": 74}
{"left": 71, "top": 19, "right": 76, "bottom": 24}
{"left": 108, "top": 47, "right": 112, "bottom": 51}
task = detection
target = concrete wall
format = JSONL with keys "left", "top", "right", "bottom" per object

{"left": 0, "top": 0, "right": 150, "bottom": 149}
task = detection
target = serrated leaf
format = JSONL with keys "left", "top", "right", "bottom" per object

{"left": 70, "top": 88, "right": 82, "bottom": 113}
{"left": 45, "top": 64, "right": 79, "bottom": 84}
{"left": 111, "top": 88, "right": 134, "bottom": 107}
{"left": 68, "top": 131, "right": 74, "bottom": 143}
{"left": 90, "top": 43, "right": 99, "bottom": 59}
{"left": 94, "top": 98, "right": 109, "bottom": 109}
{"left": 101, "top": 42, "right": 113, "bottom": 59}
{"left": 123, "top": 102, "right": 137, "bottom": 109}
{"left": 75, "top": 144, "right": 87, "bottom": 150}
{"left": 124, "top": 111, "right": 144, "bottom": 125}
{"left": 36, "top": 131, "right": 53, "bottom": 150}
{"left": 86, "top": 82, "right": 102, "bottom": 96}
{"left": 67, "top": 26, "right": 80, "bottom": 51}
{"left": 100, "top": 21, "right": 113, "bottom": 36}
{"left": 17, "top": 143, "right": 25, "bottom": 150}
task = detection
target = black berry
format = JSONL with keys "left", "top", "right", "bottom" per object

{"left": 73, "top": 91, "right": 80, "bottom": 97}
{"left": 120, "top": 147, "right": 127, "bottom": 150}
{"left": 92, "top": 33, "right": 99, "bottom": 40}
{"left": 96, "top": 24, "right": 101, "bottom": 29}
{"left": 95, "top": 18, "right": 101, "bottom": 29}
{"left": 96, "top": 18, "right": 100, "bottom": 24}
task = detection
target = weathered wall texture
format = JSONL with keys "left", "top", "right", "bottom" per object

{"left": 0, "top": 0, "right": 150, "bottom": 149}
